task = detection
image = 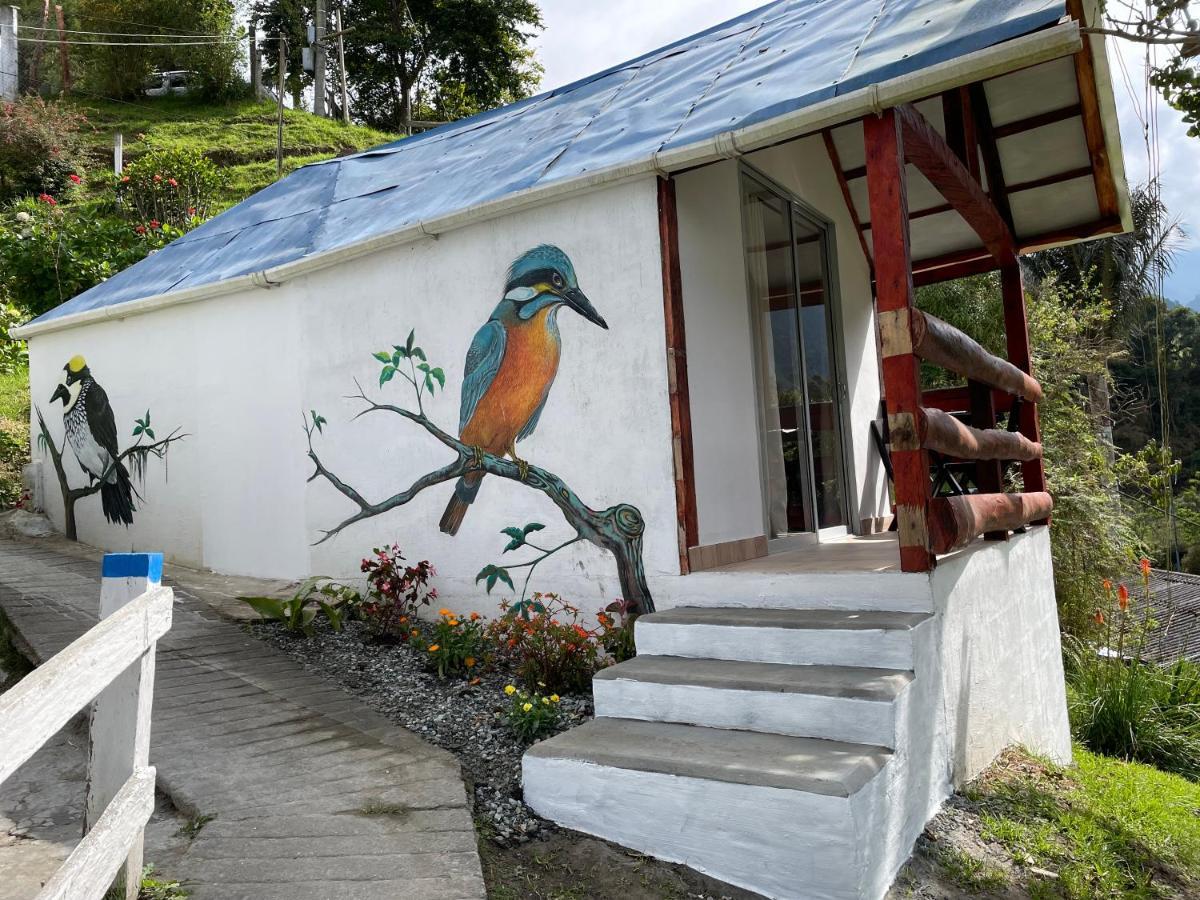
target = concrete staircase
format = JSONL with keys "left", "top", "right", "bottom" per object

{"left": 523, "top": 598, "right": 946, "bottom": 900}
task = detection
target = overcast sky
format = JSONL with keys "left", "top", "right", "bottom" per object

{"left": 534, "top": 1, "right": 1200, "bottom": 309}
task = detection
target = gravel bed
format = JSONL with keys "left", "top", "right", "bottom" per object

{"left": 245, "top": 619, "right": 592, "bottom": 845}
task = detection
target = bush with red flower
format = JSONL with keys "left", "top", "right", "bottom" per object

{"left": 486, "top": 593, "right": 607, "bottom": 694}
{"left": 0, "top": 97, "right": 87, "bottom": 202}
{"left": 353, "top": 544, "right": 437, "bottom": 640}
{"left": 114, "top": 146, "right": 218, "bottom": 231}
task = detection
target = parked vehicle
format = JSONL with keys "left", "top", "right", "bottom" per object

{"left": 143, "top": 70, "right": 194, "bottom": 97}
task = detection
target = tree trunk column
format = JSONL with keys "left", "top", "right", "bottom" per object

{"left": 865, "top": 110, "right": 935, "bottom": 572}
{"left": 1000, "top": 262, "right": 1049, "bottom": 522}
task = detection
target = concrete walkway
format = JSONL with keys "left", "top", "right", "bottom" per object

{"left": 0, "top": 532, "right": 485, "bottom": 900}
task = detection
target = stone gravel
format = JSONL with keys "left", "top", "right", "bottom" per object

{"left": 245, "top": 619, "right": 592, "bottom": 845}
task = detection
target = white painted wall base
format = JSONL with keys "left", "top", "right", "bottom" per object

{"left": 523, "top": 527, "right": 1070, "bottom": 900}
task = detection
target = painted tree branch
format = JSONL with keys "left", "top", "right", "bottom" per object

{"left": 34, "top": 406, "right": 187, "bottom": 541}
{"left": 305, "top": 381, "right": 654, "bottom": 613}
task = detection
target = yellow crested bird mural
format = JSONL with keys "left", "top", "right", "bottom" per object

{"left": 50, "top": 355, "right": 136, "bottom": 525}
{"left": 439, "top": 244, "right": 608, "bottom": 536}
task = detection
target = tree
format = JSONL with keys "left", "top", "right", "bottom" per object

{"left": 1093, "top": 1, "right": 1200, "bottom": 136}
{"left": 252, "top": 0, "right": 311, "bottom": 109}
{"left": 340, "top": 0, "right": 542, "bottom": 133}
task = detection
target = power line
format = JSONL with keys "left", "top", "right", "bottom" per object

{"left": 16, "top": 37, "right": 240, "bottom": 46}
{"left": 22, "top": 27, "right": 234, "bottom": 39}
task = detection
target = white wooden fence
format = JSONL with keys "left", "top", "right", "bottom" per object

{"left": 0, "top": 554, "right": 172, "bottom": 900}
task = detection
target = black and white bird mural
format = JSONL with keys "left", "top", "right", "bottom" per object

{"left": 50, "top": 355, "right": 136, "bottom": 525}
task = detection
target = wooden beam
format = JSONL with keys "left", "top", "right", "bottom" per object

{"left": 895, "top": 103, "right": 1017, "bottom": 267}
{"left": 991, "top": 103, "right": 1082, "bottom": 139}
{"left": 1005, "top": 165, "right": 1095, "bottom": 196}
{"left": 1018, "top": 215, "right": 1123, "bottom": 251}
{"left": 1000, "top": 264, "right": 1048, "bottom": 510}
{"left": 911, "top": 308, "right": 1043, "bottom": 401}
{"left": 823, "top": 130, "right": 873, "bottom": 273}
{"left": 1067, "top": 0, "right": 1120, "bottom": 221}
{"left": 969, "top": 83, "right": 1016, "bottom": 235}
{"left": 923, "top": 385, "right": 1014, "bottom": 415}
{"left": 912, "top": 249, "right": 999, "bottom": 287}
{"left": 941, "top": 86, "right": 980, "bottom": 181}
{"left": 865, "top": 110, "right": 934, "bottom": 573}
{"left": 919, "top": 406, "right": 1042, "bottom": 462}
{"left": 929, "top": 492, "right": 1054, "bottom": 554}
{"left": 657, "top": 177, "right": 699, "bottom": 572}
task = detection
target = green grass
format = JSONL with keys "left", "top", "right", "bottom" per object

{"left": 0, "top": 366, "right": 29, "bottom": 508}
{"left": 932, "top": 846, "right": 1008, "bottom": 893}
{"left": 969, "top": 746, "right": 1200, "bottom": 898}
{"left": 63, "top": 95, "right": 399, "bottom": 209}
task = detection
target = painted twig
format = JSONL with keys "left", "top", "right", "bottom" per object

{"left": 305, "top": 381, "right": 654, "bottom": 613}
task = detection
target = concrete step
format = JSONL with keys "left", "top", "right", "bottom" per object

{"left": 635, "top": 607, "right": 933, "bottom": 669}
{"left": 593, "top": 655, "right": 912, "bottom": 746}
{"left": 523, "top": 718, "right": 896, "bottom": 899}
{"left": 651, "top": 569, "right": 933, "bottom": 613}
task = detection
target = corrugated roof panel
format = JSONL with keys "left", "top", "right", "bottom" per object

{"left": 31, "top": 0, "right": 1067, "bottom": 325}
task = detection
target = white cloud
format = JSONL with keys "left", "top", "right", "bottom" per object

{"left": 534, "top": 2, "right": 1198, "bottom": 304}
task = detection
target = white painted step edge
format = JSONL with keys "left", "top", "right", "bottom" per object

{"left": 648, "top": 571, "right": 933, "bottom": 613}
{"left": 593, "top": 677, "right": 907, "bottom": 747}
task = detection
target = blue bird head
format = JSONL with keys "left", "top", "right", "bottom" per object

{"left": 498, "top": 245, "right": 607, "bottom": 329}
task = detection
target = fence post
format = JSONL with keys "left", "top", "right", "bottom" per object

{"left": 85, "top": 552, "right": 163, "bottom": 900}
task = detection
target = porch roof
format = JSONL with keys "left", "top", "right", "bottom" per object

{"left": 23, "top": 0, "right": 1106, "bottom": 334}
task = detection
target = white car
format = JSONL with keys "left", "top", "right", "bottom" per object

{"left": 144, "top": 70, "right": 195, "bottom": 97}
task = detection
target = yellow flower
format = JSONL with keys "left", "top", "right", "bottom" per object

{"left": 522, "top": 702, "right": 533, "bottom": 713}
{"left": 465, "top": 657, "right": 476, "bottom": 668}
{"left": 428, "top": 644, "right": 440, "bottom": 652}
{"left": 504, "top": 685, "right": 516, "bottom": 695}
{"left": 448, "top": 619, "right": 459, "bottom": 627}
{"left": 550, "top": 694, "right": 560, "bottom": 703}
{"left": 438, "top": 607, "right": 452, "bottom": 616}
{"left": 541, "top": 697, "right": 550, "bottom": 705}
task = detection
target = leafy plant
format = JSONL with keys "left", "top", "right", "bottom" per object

{"left": 373, "top": 330, "right": 445, "bottom": 410}
{"left": 487, "top": 593, "right": 604, "bottom": 694}
{"left": 115, "top": 146, "right": 219, "bottom": 231}
{"left": 356, "top": 544, "right": 437, "bottom": 639}
{"left": 502, "top": 683, "right": 561, "bottom": 742}
{"left": 1065, "top": 560, "right": 1200, "bottom": 780}
{"left": 239, "top": 576, "right": 358, "bottom": 636}
{"left": 597, "top": 598, "right": 638, "bottom": 663}
{"left": 409, "top": 608, "right": 487, "bottom": 678}
{"left": 0, "top": 97, "right": 88, "bottom": 202}
{"left": 477, "top": 521, "right": 583, "bottom": 608}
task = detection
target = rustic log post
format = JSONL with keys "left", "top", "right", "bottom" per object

{"left": 1000, "top": 263, "right": 1048, "bottom": 519}
{"left": 929, "top": 492, "right": 1054, "bottom": 554}
{"left": 86, "top": 553, "right": 163, "bottom": 900}
{"left": 967, "top": 380, "right": 1006, "bottom": 539}
{"left": 865, "top": 109, "right": 934, "bottom": 572}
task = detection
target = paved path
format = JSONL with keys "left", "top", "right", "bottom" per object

{"left": 0, "top": 533, "right": 485, "bottom": 900}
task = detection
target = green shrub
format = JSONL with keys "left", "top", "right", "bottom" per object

{"left": 239, "top": 576, "right": 358, "bottom": 636}
{"left": 0, "top": 198, "right": 174, "bottom": 316}
{"left": 0, "top": 97, "right": 88, "bottom": 201}
{"left": 502, "top": 684, "right": 562, "bottom": 742}
{"left": 486, "top": 593, "right": 605, "bottom": 694}
{"left": 1065, "top": 563, "right": 1200, "bottom": 780}
{"left": 116, "top": 147, "right": 219, "bottom": 231}
{"left": 354, "top": 545, "right": 437, "bottom": 640}
{"left": 408, "top": 609, "right": 488, "bottom": 678}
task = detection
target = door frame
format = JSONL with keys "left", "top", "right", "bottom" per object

{"left": 737, "top": 161, "right": 856, "bottom": 546}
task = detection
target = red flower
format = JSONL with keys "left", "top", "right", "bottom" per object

{"left": 135, "top": 225, "right": 146, "bottom": 235}
{"left": 168, "top": 178, "right": 178, "bottom": 188}
{"left": 37, "top": 193, "right": 56, "bottom": 205}
{"left": 1093, "top": 608, "right": 1105, "bottom": 625}
{"left": 150, "top": 219, "right": 160, "bottom": 229}
{"left": 1117, "top": 583, "right": 1130, "bottom": 611}
{"left": 1140, "top": 558, "right": 1151, "bottom": 577}
{"left": 187, "top": 206, "right": 196, "bottom": 216}
{"left": 121, "top": 176, "right": 130, "bottom": 183}
{"left": 153, "top": 174, "right": 162, "bottom": 183}
{"left": 68, "top": 173, "right": 81, "bottom": 184}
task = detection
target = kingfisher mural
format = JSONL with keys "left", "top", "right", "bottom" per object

{"left": 306, "top": 244, "right": 655, "bottom": 613}
{"left": 36, "top": 356, "right": 186, "bottom": 540}
{"left": 440, "top": 245, "right": 609, "bottom": 535}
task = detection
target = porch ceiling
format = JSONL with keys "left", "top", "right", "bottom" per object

{"left": 827, "top": 51, "right": 1129, "bottom": 280}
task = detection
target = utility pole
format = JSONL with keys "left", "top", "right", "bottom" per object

{"left": 313, "top": 0, "right": 326, "bottom": 117}
{"left": 54, "top": 3, "right": 70, "bottom": 94}
{"left": 249, "top": 23, "right": 261, "bottom": 99}
{"left": 335, "top": 9, "right": 349, "bottom": 124}
{"left": 276, "top": 37, "right": 286, "bottom": 178}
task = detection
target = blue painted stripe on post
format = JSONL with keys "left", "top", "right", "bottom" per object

{"left": 102, "top": 553, "right": 163, "bottom": 582}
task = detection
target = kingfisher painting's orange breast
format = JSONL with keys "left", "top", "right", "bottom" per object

{"left": 462, "top": 308, "right": 561, "bottom": 449}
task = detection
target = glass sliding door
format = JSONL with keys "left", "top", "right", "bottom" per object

{"left": 742, "top": 169, "right": 849, "bottom": 541}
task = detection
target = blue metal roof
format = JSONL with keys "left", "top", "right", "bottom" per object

{"left": 33, "top": 0, "right": 1065, "bottom": 325}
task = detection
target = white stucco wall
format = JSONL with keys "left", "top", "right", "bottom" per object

{"left": 27, "top": 177, "right": 680, "bottom": 613}
{"left": 674, "top": 139, "right": 889, "bottom": 548}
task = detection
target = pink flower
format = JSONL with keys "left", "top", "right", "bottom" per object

{"left": 121, "top": 176, "right": 130, "bottom": 183}
{"left": 153, "top": 174, "right": 162, "bottom": 183}
{"left": 168, "top": 178, "right": 178, "bottom": 188}
{"left": 37, "top": 193, "right": 56, "bottom": 206}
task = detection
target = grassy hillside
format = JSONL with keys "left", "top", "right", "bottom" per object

{"left": 66, "top": 96, "right": 399, "bottom": 210}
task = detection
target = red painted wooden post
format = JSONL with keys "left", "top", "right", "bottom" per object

{"left": 1000, "top": 263, "right": 1048, "bottom": 521}
{"left": 865, "top": 110, "right": 935, "bottom": 572}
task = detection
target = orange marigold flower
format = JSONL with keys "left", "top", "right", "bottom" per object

{"left": 464, "top": 657, "right": 476, "bottom": 668}
{"left": 469, "top": 612, "right": 481, "bottom": 621}
{"left": 1117, "top": 584, "right": 1130, "bottom": 610}
{"left": 1093, "top": 608, "right": 1105, "bottom": 625}
{"left": 439, "top": 607, "right": 452, "bottom": 616}
{"left": 428, "top": 644, "right": 440, "bottom": 653}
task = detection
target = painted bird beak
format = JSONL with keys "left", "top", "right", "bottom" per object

{"left": 50, "top": 384, "right": 69, "bottom": 405}
{"left": 563, "top": 287, "right": 608, "bottom": 330}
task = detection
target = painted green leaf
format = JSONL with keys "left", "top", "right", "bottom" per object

{"left": 411, "top": 347, "right": 426, "bottom": 361}
{"left": 430, "top": 368, "right": 446, "bottom": 389}
{"left": 495, "top": 568, "right": 515, "bottom": 591}
{"left": 405, "top": 329, "right": 415, "bottom": 355}
{"left": 501, "top": 526, "right": 526, "bottom": 553}
{"left": 372, "top": 351, "right": 391, "bottom": 364}
{"left": 417, "top": 362, "right": 431, "bottom": 374}
{"left": 523, "top": 522, "right": 545, "bottom": 537}
{"left": 145, "top": 428, "right": 155, "bottom": 440}
{"left": 379, "top": 365, "right": 396, "bottom": 388}
{"left": 132, "top": 425, "right": 143, "bottom": 436}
